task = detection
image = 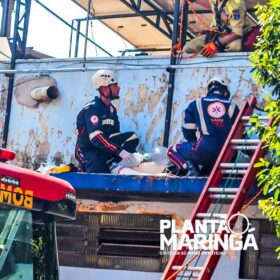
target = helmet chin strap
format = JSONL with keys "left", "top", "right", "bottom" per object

{"left": 208, "top": 83, "right": 230, "bottom": 99}
{"left": 100, "top": 86, "right": 119, "bottom": 101}
{"left": 110, "top": 92, "right": 119, "bottom": 100}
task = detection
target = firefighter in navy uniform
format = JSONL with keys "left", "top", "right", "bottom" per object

{"left": 75, "top": 70, "right": 139, "bottom": 173}
{"left": 167, "top": 76, "right": 239, "bottom": 176}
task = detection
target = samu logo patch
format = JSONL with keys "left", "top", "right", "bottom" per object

{"left": 207, "top": 102, "right": 226, "bottom": 119}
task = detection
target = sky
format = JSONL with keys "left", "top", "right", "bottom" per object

{"left": 26, "top": 0, "right": 134, "bottom": 58}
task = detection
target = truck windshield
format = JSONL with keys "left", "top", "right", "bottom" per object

{"left": 0, "top": 207, "right": 58, "bottom": 280}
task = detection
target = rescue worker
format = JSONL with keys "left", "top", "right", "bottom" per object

{"left": 167, "top": 76, "right": 239, "bottom": 176}
{"left": 183, "top": 0, "right": 246, "bottom": 56}
{"left": 75, "top": 70, "right": 139, "bottom": 173}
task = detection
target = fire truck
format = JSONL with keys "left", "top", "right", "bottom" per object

{"left": 0, "top": 148, "right": 76, "bottom": 280}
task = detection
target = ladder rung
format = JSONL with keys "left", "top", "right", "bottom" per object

{"left": 176, "top": 273, "right": 199, "bottom": 278}
{"left": 210, "top": 194, "right": 236, "bottom": 199}
{"left": 220, "top": 163, "right": 250, "bottom": 168}
{"left": 208, "top": 188, "right": 239, "bottom": 193}
{"left": 241, "top": 116, "right": 269, "bottom": 121}
{"left": 243, "top": 123, "right": 268, "bottom": 128}
{"left": 172, "top": 266, "right": 203, "bottom": 272}
{"left": 222, "top": 169, "right": 247, "bottom": 174}
{"left": 231, "top": 139, "right": 260, "bottom": 144}
{"left": 233, "top": 145, "right": 258, "bottom": 150}
{"left": 196, "top": 213, "right": 227, "bottom": 219}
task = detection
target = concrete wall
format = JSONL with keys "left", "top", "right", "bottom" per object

{"left": 0, "top": 53, "right": 265, "bottom": 169}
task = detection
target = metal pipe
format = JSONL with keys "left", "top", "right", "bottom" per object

{"left": 181, "top": 0, "right": 189, "bottom": 47}
{"left": 74, "top": 20, "right": 81, "bottom": 58}
{"left": 73, "top": 8, "right": 247, "bottom": 22}
{"left": 120, "top": 0, "right": 171, "bottom": 39}
{"left": 2, "top": 0, "right": 20, "bottom": 148}
{"left": 1, "top": 0, "right": 11, "bottom": 36}
{"left": 68, "top": 20, "right": 74, "bottom": 58}
{"left": 75, "top": 11, "right": 174, "bottom": 21}
{"left": 83, "top": 0, "right": 91, "bottom": 68}
{"left": 34, "top": 0, "right": 112, "bottom": 57}
{"left": 246, "top": 11, "right": 258, "bottom": 25}
{"left": 0, "top": 60, "right": 252, "bottom": 75}
{"left": 21, "top": 0, "right": 31, "bottom": 57}
{"left": 163, "top": 0, "right": 180, "bottom": 147}
{"left": 30, "top": 86, "right": 60, "bottom": 101}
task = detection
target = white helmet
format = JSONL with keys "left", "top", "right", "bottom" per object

{"left": 207, "top": 76, "right": 227, "bottom": 89}
{"left": 92, "top": 70, "right": 118, "bottom": 90}
{"left": 207, "top": 76, "right": 230, "bottom": 98}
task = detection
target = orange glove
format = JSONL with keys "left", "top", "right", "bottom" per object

{"left": 201, "top": 41, "right": 218, "bottom": 57}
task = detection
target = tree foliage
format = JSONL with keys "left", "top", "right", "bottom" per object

{"left": 250, "top": 0, "right": 280, "bottom": 96}
{"left": 249, "top": 0, "right": 280, "bottom": 258}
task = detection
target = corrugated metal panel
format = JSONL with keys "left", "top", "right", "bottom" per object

{"left": 56, "top": 223, "right": 88, "bottom": 238}
{"left": 56, "top": 212, "right": 171, "bottom": 271}
{"left": 100, "top": 213, "right": 168, "bottom": 230}
{"left": 240, "top": 219, "right": 280, "bottom": 280}
{"left": 257, "top": 265, "right": 280, "bottom": 280}
{"left": 96, "top": 255, "right": 162, "bottom": 271}
{"left": 258, "top": 250, "right": 280, "bottom": 266}
{"left": 260, "top": 234, "right": 280, "bottom": 249}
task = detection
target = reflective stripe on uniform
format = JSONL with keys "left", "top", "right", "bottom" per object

{"left": 196, "top": 99, "right": 209, "bottom": 135}
{"left": 124, "top": 133, "right": 138, "bottom": 142}
{"left": 109, "top": 132, "right": 121, "bottom": 138}
{"left": 89, "top": 130, "right": 102, "bottom": 140}
{"left": 96, "top": 134, "right": 117, "bottom": 152}
{"left": 183, "top": 123, "right": 197, "bottom": 130}
{"left": 228, "top": 103, "right": 236, "bottom": 118}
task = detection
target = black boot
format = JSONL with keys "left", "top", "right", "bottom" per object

{"left": 186, "top": 160, "right": 200, "bottom": 177}
{"left": 164, "top": 165, "right": 188, "bottom": 176}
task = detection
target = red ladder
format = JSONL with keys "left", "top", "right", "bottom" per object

{"left": 162, "top": 96, "right": 272, "bottom": 280}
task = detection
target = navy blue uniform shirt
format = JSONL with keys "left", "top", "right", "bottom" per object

{"left": 182, "top": 93, "right": 239, "bottom": 143}
{"left": 76, "top": 96, "right": 121, "bottom": 155}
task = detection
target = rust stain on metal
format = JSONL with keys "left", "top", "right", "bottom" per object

{"left": 112, "top": 98, "right": 120, "bottom": 111}
{"left": 57, "top": 130, "right": 63, "bottom": 138}
{"left": 148, "top": 86, "right": 164, "bottom": 115}
{"left": 185, "top": 87, "right": 205, "bottom": 103}
{"left": 152, "top": 136, "right": 163, "bottom": 148}
{"left": 146, "top": 107, "right": 165, "bottom": 144}
{"left": 161, "top": 73, "right": 169, "bottom": 90}
{"left": 173, "top": 131, "right": 181, "bottom": 144}
{"left": 14, "top": 128, "right": 50, "bottom": 169}
{"left": 137, "top": 84, "right": 148, "bottom": 113}
{"left": 138, "top": 207, "right": 184, "bottom": 229}
{"left": 52, "top": 151, "right": 65, "bottom": 166}
{"left": 0, "top": 88, "right": 7, "bottom": 110}
{"left": 14, "top": 76, "right": 57, "bottom": 108}
{"left": 77, "top": 201, "right": 129, "bottom": 212}
{"left": 0, "top": 88, "right": 7, "bottom": 140}
{"left": 66, "top": 136, "right": 72, "bottom": 144}
{"left": 38, "top": 112, "right": 48, "bottom": 134}
{"left": 124, "top": 88, "right": 135, "bottom": 116}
